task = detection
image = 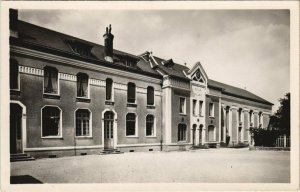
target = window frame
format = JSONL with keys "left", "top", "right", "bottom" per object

{"left": 178, "top": 123, "right": 187, "bottom": 142}
{"left": 76, "top": 73, "right": 90, "bottom": 99}
{"left": 145, "top": 114, "right": 156, "bottom": 137}
{"left": 179, "top": 97, "right": 186, "bottom": 115}
{"left": 10, "top": 59, "right": 20, "bottom": 91}
{"left": 127, "top": 82, "right": 136, "bottom": 104}
{"left": 105, "top": 78, "right": 114, "bottom": 102}
{"left": 43, "top": 66, "right": 60, "bottom": 96}
{"left": 147, "top": 86, "right": 155, "bottom": 106}
{"left": 41, "top": 105, "right": 62, "bottom": 139}
{"left": 75, "top": 108, "right": 92, "bottom": 138}
{"left": 125, "top": 113, "right": 138, "bottom": 137}
{"left": 192, "top": 99, "right": 197, "bottom": 116}
{"left": 207, "top": 125, "right": 216, "bottom": 141}
{"left": 199, "top": 100, "right": 203, "bottom": 116}
{"left": 208, "top": 102, "right": 214, "bottom": 117}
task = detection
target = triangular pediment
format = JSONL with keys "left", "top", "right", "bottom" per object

{"left": 186, "top": 61, "right": 208, "bottom": 85}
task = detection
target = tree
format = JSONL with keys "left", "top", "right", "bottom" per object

{"left": 269, "top": 93, "right": 290, "bottom": 135}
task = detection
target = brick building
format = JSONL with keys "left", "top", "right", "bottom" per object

{"left": 9, "top": 10, "right": 273, "bottom": 158}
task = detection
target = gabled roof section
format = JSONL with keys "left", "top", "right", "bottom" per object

{"left": 186, "top": 61, "right": 208, "bottom": 85}
{"left": 208, "top": 79, "right": 273, "bottom": 105}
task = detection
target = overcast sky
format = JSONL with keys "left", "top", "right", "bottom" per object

{"left": 19, "top": 9, "right": 290, "bottom": 112}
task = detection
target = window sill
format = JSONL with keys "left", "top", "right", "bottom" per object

{"left": 146, "top": 105, "right": 155, "bottom": 109}
{"left": 127, "top": 103, "right": 137, "bottom": 108}
{"left": 179, "top": 113, "right": 187, "bottom": 116}
{"left": 146, "top": 136, "right": 157, "bottom": 138}
{"left": 209, "top": 116, "right": 215, "bottom": 118}
{"left": 177, "top": 141, "right": 188, "bottom": 144}
{"left": 43, "top": 94, "right": 60, "bottom": 100}
{"left": 76, "top": 97, "right": 91, "bottom": 103}
{"left": 41, "top": 136, "right": 63, "bottom": 139}
{"left": 105, "top": 100, "right": 115, "bottom": 106}
{"left": 126, "top": 136, "right": 138, "bottom": 138}
{"left": 10, "top": 89, "right": 21, "bottom": 96}
{"left": 75, "top": 136, "right": 93, "bottom": 139}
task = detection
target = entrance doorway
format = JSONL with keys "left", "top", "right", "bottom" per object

{"left": 192, "top": 124, "right": 197, "bottom": 145}
{"left": 10, "top": 103, "right": 23, "bottom": 154}
{"left": 104, "top": 111, "right": 114, "bottom": 149}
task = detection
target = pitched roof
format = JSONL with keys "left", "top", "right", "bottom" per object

{"left": 208, "top": 79, "right": 273, "bottom": 105}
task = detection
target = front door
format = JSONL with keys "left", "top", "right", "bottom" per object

{"left": 10, "top": 103, "right": 23, "bottom": 154}
{"left": 104, "top": 111, "right": 114, "bottom": 149}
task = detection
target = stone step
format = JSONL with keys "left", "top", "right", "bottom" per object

{"left": 10, "top": 153, "right": 35, "bottom": 162}
{"left": 10, "top": 157, "right": 35, "bottom": 162}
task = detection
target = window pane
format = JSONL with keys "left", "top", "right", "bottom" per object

{"left": 193, "top": 100, "right": 197, "bottom": 115}
{"left": 180, "top": 98, "right": 185, "bottom": 113}
{"left": 75, "top": 109, "right": 90, "bottom": 136}
{"left": 199, "top": 101, "right": 203, "bottom": 116}
{"left": 126, "top": 113, "right": 136, "bottom": 136}
{"left": 147, "top": 86, "right": 154, "bottom": 105}
{"left": 42, "top": 107, "right": 60, "bottom": 137}
{"left": 106, "top": 78, "right": 112, "bottom": 100}
{"left": 77, "top": 73, "right": 88, "bottom": 97}
{"left": 44, "top": 67, "right": 58, "bottom": 94}
{"left": 127, "top": 83, "right": 136, "bottom": 103}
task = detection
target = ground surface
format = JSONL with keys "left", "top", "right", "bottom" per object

{"left": 11, "top": 148, "right": 290, "bottom": 183}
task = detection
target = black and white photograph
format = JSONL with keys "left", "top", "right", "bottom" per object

{"left": 0, "top": 1, "right": 299, "bottom": 192}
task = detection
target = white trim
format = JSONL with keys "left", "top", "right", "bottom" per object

{"left": 145, "top": 114, "right": 156, "bottom": 137}
{"left": 74, "top": 108, "right": 92, "bottom": 138}
{"left": 10, "top": 101, "right": 27, "bottom": 153}
{"left": 41, "top": 105, "right": 63, "bottom": 139}
{"left": 90, "top": 78, "right": 105, "bottom": 87}
{"left": 125, "top": 112, "right": 138, "bottom": 137}
{"left": 11, "top": 46, "right": 162, "bottom": 84}
{"left": 24, "top": 145, "right": 103, "bottom": 152}
{"left": 101, "top": 109, "right": 118, "bottom": 149}
{"left": 59, "top": 73, "right": 76, "bottom": 82}
{"left": 19, "top": 65, "right": 44, "bottom": 76}
{"left": 116, "top": 143, "right": 161, "bottom": 148}
{"left": 164, "top": 87, "right": 172, "bottom": 144}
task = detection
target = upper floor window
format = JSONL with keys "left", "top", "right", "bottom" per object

{"left": 179, "top": 97, "right": 186, "bottom": 114}
{"left": 178, "top": 123, "right": 187, "bottom": 141}
{"left": 238, "top": 108, "right": 242, "bottom": 122}
{"left": 199, "top": 100, "right": 203, "bottom": 116}
{"left": 10, "top": 59, "right": 19, "bottom": 90}
{"left": 126, "top": 113, "right": 136, "bottom": 136}
{"left": 44, "top": 66, "right": 58, "bottom": 94}
{"left": 76, "top": 109, "right": 91, "bottom": 137}
{"left": 106, "top": 78, "right": 113, "bottom": 101}
{"left": 127, "top": 82, "right": 136, "bottom": 103}
{"left": 192, "top": 99, "right": 197, "bottom": 116}
{"left": 42, "top": 106, "right": 61, "bottom": 137}
{"left": 147, "top": 86, "right": 154, "bottom": 105}
{"left": 209, "top": 103, "right": 214, "bottom": 117}
{"left": 146, "top": 115, "right": 155, "bottom": 136}
{"left": 77, "top": 73, "right": 89, "bottom": 98}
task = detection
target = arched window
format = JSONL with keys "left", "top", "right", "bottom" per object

{"left": 106, "top": 78, "right": 113, "bottom": 101}
{"left": 127, "top": 82, "right": 136, "bottom": 103}
{"left": 10, "top": 59, "right": 19, "bottom": 90}
{"left": 42, "top": 106, "right": 61, "bottom": 137}
{"left": 76, "top": 109, "right": 91, "bottom": 136}
{"left": 44, "top": 66, "right": 58, "bottom": 94}
{"left": 146, "top": 115, "right": 155, "bottom": 136}
{"left": 178, "top": 124, "right": 187, "bottom": 141}
{"left": 77, "top": 73, "right": 89, "bottom": 98}
{"left": 126, "top": 113, "right": 136, "bottom": 136}
{"left": 147, "top": 86, "right": 154, "bottom": 105}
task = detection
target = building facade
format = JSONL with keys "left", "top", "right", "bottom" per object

{"left": 9, "top": 10, "right": 273, "bottom": 158}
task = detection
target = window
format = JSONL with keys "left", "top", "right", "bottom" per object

{"left": 126, "top": 113, "right": 136, "bottom": 136}
{"left": 127, "top": 82, "right": 136, "bottom": 103}
{"left": 104, "top": 111, "right": 114, "bottom": 139}
{"left": 146, "top": 115, "right": 155, "bottom": 136}
{"left": 44, "top": 67, "right": 58, "bottom": 94}
{"left": 106, "top": 78, "right": 113, "bottom": 101}
{"left": 147, "top": 86, "right": 154, "bottom": 105}
{"left": 77, "top": 73, "right": 89, "bottom": 98}
{"left": 42, "top": 106, "right": 61, "bottom": 137}
{"left": 192, "top": 100, "right": 197, "bottom": 116}
{"left": 178, "top": 124, "right": 187, "bottom": 141}
{"left": 238, "top": 108, "right": 242, "bottom": 122}
{"left": 209, "top": 103, "right": 214, "bottom": 117}
{"left": 179, "top": 97, "right": 186, "bottom": 114}
{"left": 208, "top": 125, "right": 215, "bottom": 141}
{"left": 76, "top": 109, "right": 91, "bottom": 137}
{"left": 199, "top": 100, "right": 203, "bottom": 116}
{"left": 10, "top": 59, "right": 19, "bottom": 90}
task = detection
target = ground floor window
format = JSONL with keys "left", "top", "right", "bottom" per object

{"left": 208, "top": 125, "right": 215, "bottom": 141}
{"left": 76, "top": 109, "right": 90, "bottom": 136}
{"left": 126, "top": 113, "right": 136, "bottom": 136}
{"left": 42, "top": 106, "right": 61, "bottom": 137}
{"left": 146, "top": 115, "right": 154, "bottom": 136}
{"left": 178, "top": 124, "right": 187, "bottom": 141}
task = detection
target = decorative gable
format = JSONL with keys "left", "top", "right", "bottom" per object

{"left": 185, "top": 61, "right": 208, "bottom": 86}
{"left": 191, "top": 68, "right": 205, "bottom": 83}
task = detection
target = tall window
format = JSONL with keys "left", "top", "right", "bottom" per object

{"left": 238, "top": 108, "right": 242, "bottom": 122}
{"left": 192, "top": 100, "right": 197, "bottom": 115}
{"left": 77, "top": 73, "right": 89, "bottom": 98}
{"left": 147, "top": 86, "right": 154, "bottom": 105}
{"left": 104, "top": 111, "right": 114, "bottom": 139}
{"left": 179, "top": 97, "right": 186, "bottom": 114}
{"left": 44, "top": 67, "right": 58, "bottom": 94}
{"left": 208, "top": 125, "right": 215, "bottom": 141}
{"left": 10, "top": 59, "right": 19, "bottom": 90}
{"left": 249, "top": 110, "right": 253, "bottom": 125}
{"left": 42, "top": 106, "right": 61, "bottom": 137}
{"left": 106, "top": 78, "right": 113, "bottom": 101}
{"left": 209, "top": 103, "right": 214, "bottom": 117}
{"left": 146, "top": 115, "right": 155, "bottom": 136}
{"left": 127, "top": 82, "right": 136, "bottom": 103}
{"left": 199, "top": 100, "right": 203, "bottom": 116}
{"left": 76, "top": 109, "right": 90, "bottom": 136}
{"left": 178, "top": 124, "right": 187, "bottom": 141}
{"left": 126, "top": 113, "right": 136, "bottom": 136}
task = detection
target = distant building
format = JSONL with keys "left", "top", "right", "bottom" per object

{"left": 9, "top": 9, "right": 273, "bottom": 158}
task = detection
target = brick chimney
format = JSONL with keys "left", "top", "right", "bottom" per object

{"left": 103, "top": 24, "right": 114, "bottom": 62}
{"left": 9, "top": 9, "right": 18, "bottom": 37}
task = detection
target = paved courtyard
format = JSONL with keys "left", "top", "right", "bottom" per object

{"left": 11, "top": 148, "right": 290, "bottom": 183}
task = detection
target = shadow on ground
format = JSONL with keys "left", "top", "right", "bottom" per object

{"left": 10, "top": 175, "right": 43, "bottom": 184}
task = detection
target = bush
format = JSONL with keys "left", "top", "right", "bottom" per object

{"left": 249, "top": 128, "right": 281, "bottom": 147}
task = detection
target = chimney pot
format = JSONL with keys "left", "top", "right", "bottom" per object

{"left": 103, "top": 25, "right": 114, "bottom": 62}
